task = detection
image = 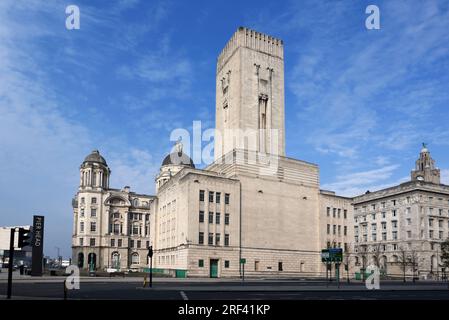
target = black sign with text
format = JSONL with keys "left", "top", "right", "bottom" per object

{"left": 31, "top": 215, "right": 45, "bottom": 276}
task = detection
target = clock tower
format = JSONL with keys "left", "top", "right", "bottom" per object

{"left": 411, "top": 144, "right": 441, "bottom": 184}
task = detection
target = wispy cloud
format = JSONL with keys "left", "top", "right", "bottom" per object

{"left": 321, "top": 165, "right": 407, "bottom": 197}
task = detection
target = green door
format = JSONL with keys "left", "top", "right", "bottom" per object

{"left": 210, "top": 259, "right": 218, "bottom": 278}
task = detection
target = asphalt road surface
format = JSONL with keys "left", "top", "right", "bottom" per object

{"left": 1, "top": 278, "right": 449, "bottom": 300}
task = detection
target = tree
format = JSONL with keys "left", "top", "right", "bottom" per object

{"left": 440, "top": 238, "right": 449, "bottom": 281}
{"left": 343, "top": 244, "right": 353, "bottom": 283}
{"left": 409, "top": 250, "right": 419, "bottom": 283}
{"left": 397, "top": 247, "right": 410, "bottom": 283}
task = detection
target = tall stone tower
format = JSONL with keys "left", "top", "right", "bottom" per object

{"left": 411, "top": 144, "right": 441, "bottom": 184}
{"left": 214, "top": 27, "right": 285, "bottom": 160}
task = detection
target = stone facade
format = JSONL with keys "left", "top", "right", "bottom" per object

{"left": 353, "top": 146, "right": 449, "bottom": 279}
{"left": 71, "top": 151, "right": 155, "bottom": 271}
{"left": 71, "top": 27, "right": 448, "bottom": 279}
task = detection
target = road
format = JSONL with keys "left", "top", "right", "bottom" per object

{"left": 0, "top": 274, "right": 448, "bottom": 300}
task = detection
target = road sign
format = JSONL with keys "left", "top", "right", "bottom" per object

{"left": 321, "top": 248, "right": 343, "bottom": 263}
{"left": 240, "top": 258, "right": 246, "bottom": 264}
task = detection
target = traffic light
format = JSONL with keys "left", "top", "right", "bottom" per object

{"left": 17, "top": 228, "right": 31, "bottom": 248}
{"left": 147, "top": 246, "right": 153, "bottom": 258}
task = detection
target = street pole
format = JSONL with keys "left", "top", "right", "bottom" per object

{"left": 149, "top": 255, "right": 153, "bottom": 288}
{"left": 7, "top": 228, "right": 15, "bottom": 299}
{"left": 336, "top": 263, "right": 340, "bottom": 288}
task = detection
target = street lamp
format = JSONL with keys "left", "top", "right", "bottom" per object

{"left": 147, "top": 246, "right": 153, "bottom": 288}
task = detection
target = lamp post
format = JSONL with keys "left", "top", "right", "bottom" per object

{"left": 147, "top": 246, "right": 153, "bottom": 288}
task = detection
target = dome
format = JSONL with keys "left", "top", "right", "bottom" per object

{"left": 83, "top": 150, "right": 108, "bottom": 166}
{"left": 161, "top": 151, "right": 195, "bottom": 168}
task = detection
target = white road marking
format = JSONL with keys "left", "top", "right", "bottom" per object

{"left": 180, "top": 291, "right": 188, "bottom": 300}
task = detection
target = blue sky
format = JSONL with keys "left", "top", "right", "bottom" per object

{"left": 1, "top": 0, "right": 449, "bottom": 257}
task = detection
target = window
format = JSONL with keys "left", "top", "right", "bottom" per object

{"left": 132, "top": 224, "right": 139, "bottom": 235}
{"left": 224, "top": 260, "right": 230, "bottom": 268}
{"left": 117, "top": 239, "right": 122, "bottom": 247}
{"left": 407, "top": 218, "right": 412, "bottom": 225}
{"left": 355, "top": 235, "right": 359, "bottom": 243}
{"left": 79, "top": 238, "right": 84, "bottom": 246}
{"left": 392, "top": 231, "right": 398, "bottom": 240}
{"left": 439, "top": 231, "right": 444, "bottom": 239}
{"left": 81, "top": 197, "right": 85, "bottom": 204}
{"left": 216, "top": 212, "right": 221, "bottom": 224}
{"left": 338, "top": 225, "right": 341, "bottom": 236}
{"left": 372, "top": 213, "right": 376, "bottom": 220}
{"left": 216, "top": 192, "right": 221, "bottom": 204}
{"left": 344, "top": 209, "right": 347, "bottom": 219}
{"left": 371, "top": 223, "right": 377, "bottom": 231}
{"left": 381, "top": 212, "right": 386, "bottom": 219}
{"left": 208, "top": 212, "right": 213, "bottom": 224}
{"left": 429, "top": 219, "right": 434, "bottom": 227}
{"left": 146, "top": 241, "right": 150, "bottom": 248}
{"left": 224, "top": 234, "right": 230, "bottom": 246}
{"left": 199, "top": 190, "right": 205, "bottom": 201}
{"left": 80, "top": 222, "right": 84, "bottom": 233}
{"left": 225, "top": 193, "right": 230, "bottom": 205}
{"left": 91, "top": 197, "right": 97, "bottom": 204}
{"left": 344, "top": 226, "right": 347, "bottom": 236}
{"left": 381, "top": 202, "right": 385, "bottom": 208}
{"left": 327, "top": 207, "right": 330, "bottom": 217}
{"left": 372, "top": 234, "right": 377, "bottom": 241}
{"left": 327, "top": 224, "right": 330, "bottom": 235}
{"left": 333, "top": 225, "right": 336, "bottom": 235}
{"left": 393, "top": 244, "right": 398, "bottom": 250}
{"left": 382, "top": 232, "right": 387, "bottom": 241}
{"left": 439, "top": 209, "right": 443, "bottom": 216}
{"left": 278, "top": 262, "right": 283, "bottom": 271}
{"left": 199, "top": 211, "right": 204, "bottom": 223}
{"left": 382, "top": 222, "right": 387, "bottom": 230}
{"left": 372, "top": 204, "right": 376, "bottom": 211}
{"left": 111, "top": 239, "right": 115, "bottom": 247}
{"left": 130, "top": 240, "right": 134, "bottom": 248}
{"left": 225, "top": 213, "right": 230, "bottom": 225}
{"left": 209, "top": 191, "right": 214, "bottom": 202}
{"left": 131, "top": 253, "right": 139, "bottom": 265}
{"left": 198, "top": 259, "right": 204, "bottom": 267}
{"left": 392, "top": 200, "right": 396, "bottom": 206}
{"left": 407, "top": 231, "right": 411, "bottom": 239}
{"left": 199, "top": 232, "right": 204, "bottom": 244}
{"left": 338, "top": 209, "right": 341, "bottom": 218}
{"left": 137, "top": 240, "right": 141, "bottom": 248}
{"left": 80, "top": 209, "right": 85, "bottom": 217}
{"left": 215, "top": 233, "right": 221, "bottom": 245}
{"left": 392, "top": 210, "right": 397, "bottom": 217}
{"left": 90, "top": 238, "right": 95, "bottom": 246}
{"left": 439, "top": 220, "right": 443, "bottom": 228}
{"left": 113, "top": 224, "right": 120, "bottom": 235}
{"left": 392, "top": 221, "right": 397, "bottom": 228}
{"left": 333, "top": 208, "right": 336, "bottom": 218}
{"left": 208, "top": 233, "right": 214, "bottom": 245}
{"left": 429, "top": 230, "right": 434, "bottom": 239}
{"left": 91, "top": 209, "right": 96, "bottom": 217}
{"left": 90, "top": 222, "right": 96, "bottom": 232}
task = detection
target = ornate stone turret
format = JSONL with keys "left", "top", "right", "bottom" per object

{"left": 411, "top": 143, "right": 440, "bottom": 184}
{"left": 79, "top": 150, "right": 110, "bottom": 190}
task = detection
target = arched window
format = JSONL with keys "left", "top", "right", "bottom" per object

{"left": 78, "top": 252, "right": 84, "bottom": 268}
{"left": 131, "top": 253, "right": 140, "bottom": 265}
{"left": 133, "top": 198, "right": 139, "bottom": 207}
